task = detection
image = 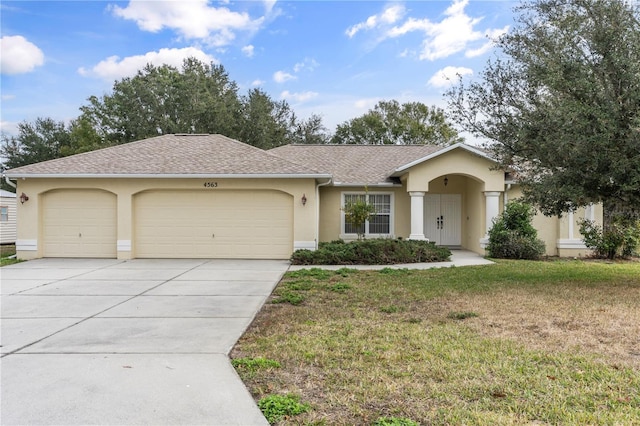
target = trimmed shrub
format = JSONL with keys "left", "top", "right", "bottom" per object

{"left": 579, "top": 217, "right": 640, "bottom": 259}
{"left": 487, "top": 201, "right": 546, "bottom": 260}
{"left": 290, "top": 239, "right": 451, "bottom": 265}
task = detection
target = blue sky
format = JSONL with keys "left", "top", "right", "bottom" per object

{"left": 1, "top": 0, "right": 516, "bottom": 137}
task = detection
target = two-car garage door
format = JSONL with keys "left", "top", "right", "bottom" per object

{"left": 134, "top": 190, "right": 293, "bottom": 259}
{"left": 41, "top": 189, "right": 293, "bottom": 259}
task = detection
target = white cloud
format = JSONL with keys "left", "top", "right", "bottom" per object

{"left": 110, "top": 0, "right": 263, "bottom": 47}
{"left": 346, "top": 3, "right": 405, "bottom": 38}
{"left": 0, "top": 120, "right": 19, "bottom": 135}
{"left": 273, "top": 70, "right": 296, "bottom": 83}
{"left": 1, "top": 94, "right": 16, "bottom": 101}
{"left": 350, "top": 0, "right": 507, "bottom": 61}
{"left": 251, "top": 79, "right": 264, "bottom": 86}
{"left": 293, "top": 58, "right": 319, "bottom": 73}
{"left": 0, "top": 35, "right": 44, "bottom": 75}
{"left": 465, "top": 26, "right": 509, "bottom": 57}
{"left": 280, "top": 90, "right": 318, "bottom": 103}
{"left": 78, "top": 47, "right": 217, "bottom": 80}
{"left": 354, "top": 98, "right": 380, "bottom": 110}
{"left": 242, "top": 45, "right": 255, "bottom": 57}
{"left": 428, "top": 66, "right": 473, "bottom": 88}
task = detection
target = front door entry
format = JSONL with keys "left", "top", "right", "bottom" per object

{"left": 424, "top": 194, "right": 461, "bottom": 246}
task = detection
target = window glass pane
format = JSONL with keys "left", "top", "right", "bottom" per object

{"left": 0, "top": 206, "right": 7, "bottom": 222}
{"left": 369, "top": 194, "right": 391, "bottom": 214}
{"left": 368, "top": 214, "right": 390, "bottom": 234}
{"left": 345, "top": 222, "right": 365, "bottom": 234}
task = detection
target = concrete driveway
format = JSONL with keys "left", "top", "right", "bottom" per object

{"left": 1, "top": 258, "right": 289, "bottom": 425}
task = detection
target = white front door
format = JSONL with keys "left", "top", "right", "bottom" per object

{"left": 424, "top": 194, "right": 461, "bottom": 246}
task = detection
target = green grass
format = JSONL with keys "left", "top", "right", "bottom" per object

{"left": 0, "top": 244, "right": 19, "bottom": 267}
{"left": 232, "top": 259, "right": 640, "bottom": 425}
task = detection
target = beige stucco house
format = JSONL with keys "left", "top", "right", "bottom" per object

{"left": 3, "top": 134, "right": 601, "bottom": 260}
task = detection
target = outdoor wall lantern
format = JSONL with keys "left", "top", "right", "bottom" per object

{"left": 301, "top": 194, "right": 307, "bottom": 206}
{"left": 444, "top": 176, "right": 449, "bottom": 187}
{"left": 19, "top": 192, "right": 29, "bottom": 204}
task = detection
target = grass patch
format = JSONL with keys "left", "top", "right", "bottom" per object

{"left": 448, "top": 311, "right": 479, "bottom": 320}
{"left": 0, "top": 244, "right": 19, "bottom": 267}
{"left": 231, "top": 357, "right": 281, "bottom": 378}
{"left": 258, "top": 394, "right": 311, "bottom": 424}
{"left": 373, "top": 417, "right": 419, "bottom": 426}
{"left": 232, "top": 260, "right": 640, "bottom": 425}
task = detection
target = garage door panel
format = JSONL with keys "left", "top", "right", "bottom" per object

{"left": 42, "top": 190, "right": 117, "bottom": 258}
{"left": 134, "top": 190, "right": 293, "bottom": 259}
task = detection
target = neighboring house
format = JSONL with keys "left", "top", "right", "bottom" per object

{"left": 0, "top": 189, "right": 17, "bottom": 245}
{"left": 3, "top": 134, "right": 601, "bottom": 260}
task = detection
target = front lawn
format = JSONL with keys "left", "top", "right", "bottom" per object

{"left": 231, "top": 260, "right": 640, "bottom": 425}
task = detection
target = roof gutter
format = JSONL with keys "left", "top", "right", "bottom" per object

{"left": 3, "top": 173, "right": 333, "bottom": 180}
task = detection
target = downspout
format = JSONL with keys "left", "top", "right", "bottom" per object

{"left": 503, "top": 183, "right": 512, "bottom": 211}
{"left": 4, "top": 175, "right": 17, "bottom": 189}
{"left": 315, "top": 178, "right": 332, "bottom": 249}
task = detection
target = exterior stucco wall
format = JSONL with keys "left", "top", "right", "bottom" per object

{"left": 318, "top": 185, "right": 410, "bottom": 242}
{"left": 505, "top": 185, "right": 603, "bottom": 257}
{"left": 15, "top": 177, "right": 317, "bottom": 260}
{"left": 406, "top": 149, "right": 504, "bottom": 193}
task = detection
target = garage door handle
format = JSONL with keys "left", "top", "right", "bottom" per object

{"left": 79, "top": 233, "right": 82, "bottom": 237}
{"left": 212, "top": 233, "right": 215, "bottom": 238}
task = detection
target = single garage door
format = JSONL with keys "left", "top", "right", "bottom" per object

{"left": 42, "top": 189, "right": 117, "bottom": 257}
{"left": 134, "top": 190, "right": 293, "bottom": 259}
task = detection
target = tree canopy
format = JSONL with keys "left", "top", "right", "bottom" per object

{"left": 80, "top": 58, "right": 327, "bottom": 147}
{"left": 331, "top": 100, "right": 463, "bottom": 145}
{"left": 447, "top": 0, "right": 640, "bottom": 215}
{"left": 1, "top": 58, "right": 329, "bottom": 174}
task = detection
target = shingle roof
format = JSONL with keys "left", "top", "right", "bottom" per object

{"left": 4, "top": 134, "right": 327, "bottom": 177}
{"left": 270, "top": 144, "right": 443, "bottom": 185}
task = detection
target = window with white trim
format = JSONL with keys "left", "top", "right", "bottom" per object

{"left": 0, "top": 206, "right": 7, "bottom": 222}
{"left": 342, "top": 193, "right": 393, "bottom": 237}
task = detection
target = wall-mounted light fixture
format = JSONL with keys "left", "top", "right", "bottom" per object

{"left": 443, "top": 176, "right": 449, "bottom": 187}
{"left": 301, "top": 194, "right": 307, "bottom": 206}
{"left": 19, "top": 192, "right": 29, "bottom": 204}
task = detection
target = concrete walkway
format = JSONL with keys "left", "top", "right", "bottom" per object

{"left": 288, "top": 249, "right": 494, "bottom": 271}
{"left": 1, "top": 258, "right": 288, "bottom": 426}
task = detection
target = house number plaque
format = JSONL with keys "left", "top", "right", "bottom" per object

{"left": 203, "top": 182, "right": 219, "bottom": 188}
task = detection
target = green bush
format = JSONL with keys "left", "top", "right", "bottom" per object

{"left": 579, "top": 217, "right": 640, "bottom": 259}
{"left": 290, "top": 239, "right": 451, "bottom": 265}
{"left": 487, "top": 201, "right": 546, "bottom": 260}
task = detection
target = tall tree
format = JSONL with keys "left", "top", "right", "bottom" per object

{"left": 80, "top": 59, "right": 243, "bottom": 144}
{"left": 239, "top": 88, "right": 293, "bottom": 150}
{"left": 331, "top": 100, "right": 463, "bottom": 145}
{"left": 1, "top": 118, "right": 72, "bottom": 170}
{"left": 447, "top": 0, "right": 640, "bottom": 215}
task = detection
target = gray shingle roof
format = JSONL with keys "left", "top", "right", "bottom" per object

{"left": 5, "top": 134, "right": 326, "bottom": 177}
{"left": 270, "top": 144, "right": 442, "bottom": 185}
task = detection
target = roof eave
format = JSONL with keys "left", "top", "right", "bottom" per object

{"left": 3, "top": 173, "right": 333, "bottom": 180}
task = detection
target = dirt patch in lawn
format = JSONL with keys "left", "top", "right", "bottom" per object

{"left": 436, "top": 284, "right": 640, "bottom": 368}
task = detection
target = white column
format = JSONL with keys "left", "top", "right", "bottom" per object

{"left": 585, "top": 203, "right": 595, "bottom": 221}
{"left": 568, "top": 211, "right": 575, "bottom": 239}
{"left": 484, "top": 191, "right": 501, "bottom": 237}
{"left": 408, "top": 191, "right": 427, "bottom": 240}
